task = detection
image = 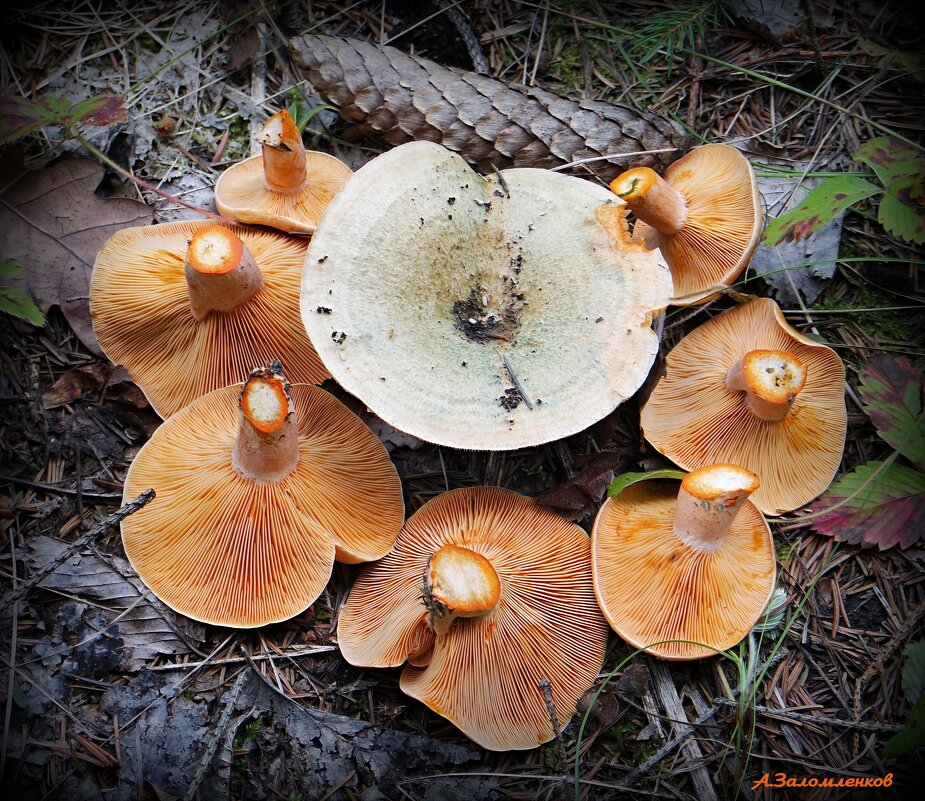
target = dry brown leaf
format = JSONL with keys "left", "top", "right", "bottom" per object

{"left": 0, "top": 154, "right": 154, "bottom": 354}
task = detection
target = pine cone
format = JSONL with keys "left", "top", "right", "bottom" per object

{"left": 289, "top": 34, "right": 689, "bottom": 182}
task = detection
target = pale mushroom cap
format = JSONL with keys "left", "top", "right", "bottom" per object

{"left": 90, "top": 220, "right": 330, "bottom": 418}
{"left": 122, "top": 382, "right": 404, "bottom": 628}
{"left": 336, "top": 486, "right": 609, "bottom": 751}
{"left": 634, "top": 143, "right": 763, "bottom": 304}
{"left": 640, "top": 297, "right": 847, "bottom": 515}
{"left": 592, "top": 479, "right": 776, "bottom": 660}
{"left": 214, "top": 150, "right": 353, "bottom": 234}
{"left": 301, "top": 140, "right": 672, "bottom": 451}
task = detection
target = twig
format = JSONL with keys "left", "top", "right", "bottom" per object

{"left": 438, "top": 0, "right": 488, "bottom": 74}
{"left": 539, "top": 677, "right": 569, "bottom": 800}
{"left": 712, "top": 698, "right": 903, "bottom": 733}
{"left": 502, "top": 354, "right": 534, "bottom": 410}
{"left": 1, "top": 488, "right": 155, "bottom": 610}
{"left": 0, "top": 474, "right": 121, "bottom": 502}
{"left": 183, "top": 668, "right": 249, "bottom": 801}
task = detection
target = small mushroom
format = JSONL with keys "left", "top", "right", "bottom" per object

{"left": 301, "top": 140, "right": 672, "bottom": 450}
{"left": 592, "top": 464, "right": 776, "bottom": 660}
{"left": 640, "top": 297, "right": 846, "bottom": 515}
{"left": 336, "top": 486, "right": 609, "bottom": 751}
{"left": 610, "top": 143, "right": 762, "bottom": 304}
{"left": 90, "top": 220, "right": 330, "bottom": 418}
{"left": 214, "top": 108, "right": 353, "bottom": 234}
{"left": 120, "top": 361, "right": 404, "bottom": 628}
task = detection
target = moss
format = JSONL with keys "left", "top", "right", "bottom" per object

{"left": 812, "top": 284, "right": 915, "bottom": 342}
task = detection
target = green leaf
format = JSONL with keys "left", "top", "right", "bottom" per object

{"left": 855, "top": 136, "right": 925, "bottom": 186}
{"left": 811, "top": 461, "right": 925, "bottom": 550}
{"left": 0, "top": 285, "right": 45, "bottom": 326}
{"left": 859, "top": 354, "right": 925, "bottom": 471}
{"left": 883, "top": 691, "right": 925, "bottom": 758}
{"left": 607, "top": 469, "right": 687, "bottom": 499}
{"left": 763, "top": 175, "right": 881, "bottom": 246}
{"left": 901, "top": 641, "right": 925, "bottom": 705}
{"left": 878, "top": 174, "right": 925, "bottom": 244}
{"left": 0, "top": 95, "right": 52, "bottom": 143}
{"left": 0, "top": 259, "right": 44, "bottom": 326}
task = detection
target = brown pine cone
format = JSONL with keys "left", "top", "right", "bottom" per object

{"left": 289, "top": 34, "right": 689, "bottom": 182}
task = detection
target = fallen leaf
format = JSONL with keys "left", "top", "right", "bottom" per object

{"left": 41, "top": 363, "right": 113, "bottom": 408}
{"left": 536, "top": 453, "right": 620, "bottom": 520}
{"left": 810, "top": 461, "right": 925, "bottom": 550}
{"left": 859, "top": 354, "right": 925, "bottom": 470}
{"left": 0, "top": 154, "right": 153, "bottom": 354}
{"left": 762, "top": 174, "right": 880, "bottom": 247}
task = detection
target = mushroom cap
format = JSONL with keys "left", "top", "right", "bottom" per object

{"left": 301, "top": 140, "right": 672, "bottom": 451}
{"left": 640, "top": 297, "right": 847, "bottom": 515}
{"left": 121, "top": 382, "right": 405, "bottom": 628}
{"left": 90, "top": 220, "right": 331, "bottom": 418}
{"left": 633, "top": 143, "right": 763, "bottom": 304}
{"left": 592, "top": 475, "right": 776, "bottom": 660}
{"left": 336, "top": 486, "right": 609, "bottom": 751}
{"left": 213, "top": 150, "right": 353, "bottom": 234}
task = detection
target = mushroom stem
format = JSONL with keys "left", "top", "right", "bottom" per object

{"left": 184, "top": 225, "right": 265, "bottom": 320}
{"left": 609, "top": 166, "right": 687, "bottom": 235}
{"left": 726, "top": 349, "right": 807, "bottom": 422}
{"left": 232, "top": 362, "right": 300, "bottom": 483}
{"left": 673, "top": 464, "right": 760, "bottom": 552}
{"left": 257, "top": 109, "right": 308, "bottom": 194}
{"left": 423, "top": 544, "right": 501, "bottom": 637}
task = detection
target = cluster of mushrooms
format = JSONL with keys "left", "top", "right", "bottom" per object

{"left": 89, "top": 109, "right": 847, "bottom": 752}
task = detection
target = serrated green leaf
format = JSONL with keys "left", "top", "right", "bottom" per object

{"left": 0, "top": 285, "right": 45, "bottom": 326}
{"left": 901, "top": 641, "right": 925, "bottom": 704}
{"left": 883, "top": 691, "right": 925, "bottom": 758}
{"left": 75, "top": 94, "right": 127, "bottom": 127}
{"left": 859, "top": 355, "right": 925, "bottom": 471}
{"left": 878, "top": 176, "right": 925, "bottom": 244}
{"left": 811, "top": 461, "right": 925, "bottom": 550}
{"left": 855, "top": 136, "right": 925, "bottom": 186}
{"left": 607, "top": 469, "right": 687, "bottom": 499}
{"left": 0, "top": 258, "right": 23, "bottom": 278}
{"left": 763, "top": 175, "right": 881, "bottom": 246}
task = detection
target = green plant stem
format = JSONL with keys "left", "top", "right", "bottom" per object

{"left": 74, "top": 131, "right": 233, "bottom": 223}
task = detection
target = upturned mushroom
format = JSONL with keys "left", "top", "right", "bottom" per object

{"left": 610, "top": 143, "right": 762, "bottom": 304}
{"left": 592, "top": 464, "right": 776, "bottom": 660}
{"left": 640, "top": 297, "right": 846, "bottom": 515}
{"left": 120, "top": 361, "right": 404, "bottom": 628}
{"left": 214, "top": 108, "right": 353, "bottom": 234}
{"left": 336, "top": 486, "right": 609, "bottom": 751}
{"left": 90, "top": 220, "right": 330, "bottom": 418}
{"left": 300, "top": 140, "right": 672, "bottom": 451}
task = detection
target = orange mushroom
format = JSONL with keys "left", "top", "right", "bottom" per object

{"left": 336, "top": 486, "right": 609, "bottom": 751}
{"left": 640, "top": 297, "right": 846, "bottom": 515}
{"left": 90, "top": 220, "right": 330, "bottom": 418}
{"left": 214, "top": 108, "right": 353, "bottom": 234}
{"left": 610, "top": 143, "right": 763, "bottom": 304}
{"left": 120, "top": 361, "right": 404, "bottom": 628}
{"left": 592, "top": 464, "right": 776, "bottom": 660}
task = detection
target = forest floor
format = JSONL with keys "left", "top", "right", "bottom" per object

{"left": 1, "top": 1, "right": 923, "bottom": 799}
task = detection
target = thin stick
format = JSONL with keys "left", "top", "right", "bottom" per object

{"left": 502, "top": 354, "right": 534, "bottom": 410}
{"left": 539, "top": 677, "right": 569, "bottom": 799}
{"left": 1, "top": 488, "right": 155, "bottom": 610}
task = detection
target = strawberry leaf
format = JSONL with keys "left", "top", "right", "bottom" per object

{"left": 811, "top": 461, "right": 925, "bottom": 550}
{"left": 878, "top": 174, "right": 925, "bottom": 244}
{"left": 859, "top": 355, "right": 925, "bottom": 471}
{"left": 762, "top": 175, "right": 881, "bottom": 246}
{"left": 855, "top": 136, "right": 925, "bottom": 186}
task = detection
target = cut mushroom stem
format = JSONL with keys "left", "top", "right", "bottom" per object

{"left": 184, "top": 225, "right": 265, "bottom": 320}
{"left": 673, "top": 464, "right": 760, "bottom": 552}
{"left": 609, "top": 166, "right": 688, "bottom": 235}
{"left": 726, "top": 349, "right": 807, "bottom": 421}
{"left": 231, "top": 361, "right": 300, "bottom": 483}
{"left": 256, "top": 109, "right": 308, "bottom": 193}
{"left": 423, "top": 544, "right": 501, "bottom": 637}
